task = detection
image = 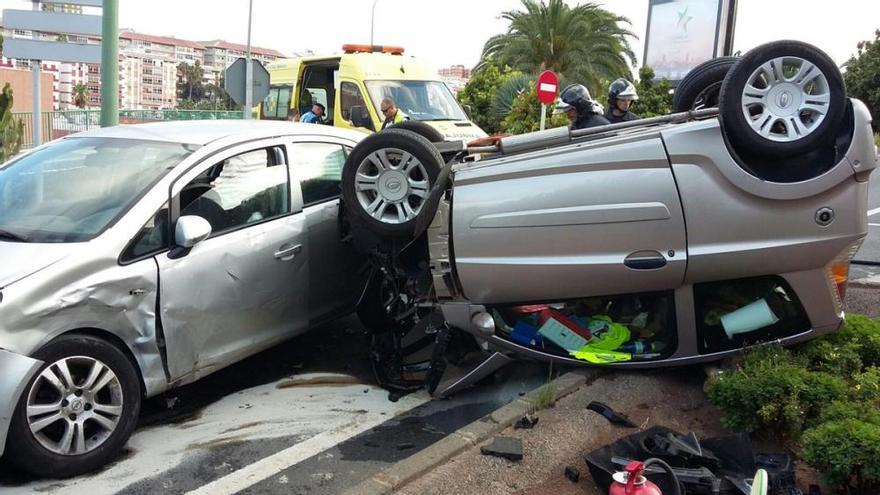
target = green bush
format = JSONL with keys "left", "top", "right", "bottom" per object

{"left": 801, "top": 339, "right": 864, "bottom": 376}
{"left": 707, "top": 346, "right": 848, "bottom": 436}
{"left": 853, "top": 367, "right": 880, "bottom": 403}
{"left": 832, "top": 315, "right": 880, "bottom": 368}
{"left": 802, "top": 418, "right": 880, "bottom": 494}
{"left": 819, "top": 400, "right": 880, "bottom": 425}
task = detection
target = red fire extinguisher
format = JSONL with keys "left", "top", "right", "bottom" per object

{"left": 609, "top": 461, "right": 662, "bottom": 495}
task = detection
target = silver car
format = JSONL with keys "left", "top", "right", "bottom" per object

{"left": 0, "top": 121, "right": 368, "bottom": 477}
{"left": 338, "top": 42, "right": 878, "bottom": 396}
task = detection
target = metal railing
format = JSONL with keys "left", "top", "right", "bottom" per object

{"left": 12, "top": 109, "right": 245, "bottom": 149}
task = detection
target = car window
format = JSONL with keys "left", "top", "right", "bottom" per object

{"left": 288, "top": 143, "right": 346, "bottom": 205}
{"left": 261, "top": 86, "right": 293, "bottom": 120}
{"left": 340, "top": 81, "right": 368, "bottom": 123}
{"left": 123, "top": 202, "right": 169, "bottom": 261}
{"left": 180, "top": 147, "right": 290, "bottom": 236}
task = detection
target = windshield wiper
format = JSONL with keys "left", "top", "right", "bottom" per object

{"left": 0, "top": 229, "right": 30, "bottom": 242}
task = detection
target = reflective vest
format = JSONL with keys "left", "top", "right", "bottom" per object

{"left": 382, "top": 110, "right": 408, "bottom": 129}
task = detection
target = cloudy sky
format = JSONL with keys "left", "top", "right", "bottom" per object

{"left": 1, "top": 0, "right": 878, "bottom": 73}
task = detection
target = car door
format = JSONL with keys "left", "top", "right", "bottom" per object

{"left": 452, "top": 135, "right": 688, "bottom": 304}
{"left": 156, "top": 141, "right": 309, "bottom": 381}
{"left": 287, "top": 139, "right": 367, "bottom": 322}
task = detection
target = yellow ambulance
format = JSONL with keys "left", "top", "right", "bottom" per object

{"left": 259, "top": 44, "right": 487, "bottom": 141}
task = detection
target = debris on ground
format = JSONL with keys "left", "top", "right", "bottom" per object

{"left": 586, "top": 401, "right": 636, "bottom": 427}
{"left": 585, "top": 426, "right": 807, "bottom": 495}
{"left": 514, "top": 414, "right": 540, "bottom": 430}
{"left": 397, "top": 442, "right": 415, "bottom": 450}
{"left": 564, "top": 465, "right": 580, "bottom": 483}
{"left": 480, "top": 437, "right": 524, "bottom": 462}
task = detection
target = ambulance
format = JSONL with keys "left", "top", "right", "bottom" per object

{"left": 259, "top": 44, "right": 487, "bottom": 141}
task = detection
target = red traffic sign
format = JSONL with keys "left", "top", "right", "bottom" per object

{"left": 536, "top": 70, "right": 559, "bottom": 105}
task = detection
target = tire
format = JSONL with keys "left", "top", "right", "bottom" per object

{"left": 719, "top": 41, "right": 846, "bottom": 158}
{"left": 6, "top": 334, "right": 142, "bottom": 478}
{"left": 672, "top": 56, "right": 738, "bottom": 112}
{"left": 385, "top": 120, "right": 445, "bottom": 143}
{"left": 342, "top": 129, "right": 443, "bottom": 238}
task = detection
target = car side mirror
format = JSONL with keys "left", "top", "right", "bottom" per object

{"left": 349, "top": 105, "right": 374, "bottom": 130}
{"left": 175, "top": 215, "right": 212, "bottom": 248}
{"left": 462, "top": 104, "right": 473, "bottom": 119}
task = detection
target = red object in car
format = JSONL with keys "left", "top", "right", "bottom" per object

{"left": 609, "top": 462, "right": 663, "bottom": 495}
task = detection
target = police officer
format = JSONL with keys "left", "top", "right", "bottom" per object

{"left": 558, "top": 84, "right": 610, "bottom": 130}
{"left": 605, "top": 78, "right": 640, "bottom": 124}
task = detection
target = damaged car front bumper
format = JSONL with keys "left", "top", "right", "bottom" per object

{"left": 0, "top": 349, "right": 42, "bottom": 457}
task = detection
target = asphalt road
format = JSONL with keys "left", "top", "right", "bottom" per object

{"left": 0, "top": 315, "right": 547, "bottom": 495}
{"left": 851, "top": 172, "right": 880, "bottom": 280}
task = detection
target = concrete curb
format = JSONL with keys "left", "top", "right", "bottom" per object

{"left": 849, "top": 276, "right": 880, "bottom": 289}
{"left": 341, "top": 369, "right": 598, "bottom": 495}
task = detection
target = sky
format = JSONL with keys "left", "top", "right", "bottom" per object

{"left": 1, "top": 0, "right": 878, "bottom": 75}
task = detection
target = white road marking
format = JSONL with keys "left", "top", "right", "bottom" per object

{"left": 187, "top": 394, "right": 427, "bottom": 495}
{"left": 868, "top": 207, "right": 880, "bottom": 217}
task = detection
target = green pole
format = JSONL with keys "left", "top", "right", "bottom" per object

{"left": 101, "top": 0, "right": 119, "bottom": 127}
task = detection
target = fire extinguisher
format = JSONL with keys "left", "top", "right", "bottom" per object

{"left": 609, "top": 459, "right": 681, "bottom": 495}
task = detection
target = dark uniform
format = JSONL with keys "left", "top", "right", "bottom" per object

{"left": 559, "top": 84, "right": 610, "bottom": 130}
{"left": 604, "top": 109, "right": 640, "bottom": 124}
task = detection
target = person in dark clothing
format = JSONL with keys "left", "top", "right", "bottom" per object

{"left": 604, "top": 78, "right": 640, "bottom": 124}
{"left": 558, "top": 84, "right": 610, "bottom": 130}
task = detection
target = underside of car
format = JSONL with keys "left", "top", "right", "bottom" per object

{"left": 339, "top": 41, "right": 878, "bottom": 399}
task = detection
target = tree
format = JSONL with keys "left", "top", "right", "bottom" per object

{"left": 844, "top": 29, "right": 880, "bottom": 131}
{"left": 476, "top": 0, "right": 636, "bottom": 97}
{"left": 177, "top": 61, "right": 206, "bottom": 103}
{"left": 634, "top": 66, "right": 672, "bottom": 118}
{"left": 457, "top": 59, "right": 515, "bottom": 134}
{"left": 72, "top": 83, "right": 89, "bottom": 109}
{"left": 1, "top": 83, "right": 25, "bottom": 162}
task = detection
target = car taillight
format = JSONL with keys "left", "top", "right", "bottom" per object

{"left": 826, "top": 240, "right": 863, "bottom": 309}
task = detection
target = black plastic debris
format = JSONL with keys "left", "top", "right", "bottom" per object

{"left": 481, "top": 436, "right": 523, "bottom": 462}
{"left": 514, "top": 414, "right": 539, "bottom": 430}
{"left": 585, "top": 426, "right": 757, "bottom": 495}
{"left": 586, "top": 401, "right": 636, "bottom": 427}
{"left": 564, "top": 465, "right": 580, "bottom": 483}
{"left": 396, "top": 442, "right": 415, "bottom": 451}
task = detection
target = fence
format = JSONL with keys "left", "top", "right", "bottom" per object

{"left": 12, "top": 109, "right": 245, "bottom": 149}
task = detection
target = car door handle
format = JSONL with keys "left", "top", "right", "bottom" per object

{"left": 274, "top": 243, "right": 302, "bottom": 260}
{"left": 624, "top": 251, "right": 667, "bottom": 270}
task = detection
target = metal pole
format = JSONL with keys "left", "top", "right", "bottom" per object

{"left": 31, "top": 1, "right": 42, "bottom": 147}
{"left": 101, "top": 0, "right": 119, "bottom": 127}
{"left": 244, "top": 0, "right": 253, "bottom": 119}
{"left": 539, "top": 103, "right": 547, "bottom": 131}
{"left": 370, "top": 0, "right": 379, "bottom": 46}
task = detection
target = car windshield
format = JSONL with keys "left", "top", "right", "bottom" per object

{"left": 364, "top": 80, "right": 467, "bottom": 121}
{"left": 0, "top": 137, "right": 195, "bottom": 243}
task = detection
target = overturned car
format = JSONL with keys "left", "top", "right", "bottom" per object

{"left": 343, "top": 41, "right": 878, "bottom": 396}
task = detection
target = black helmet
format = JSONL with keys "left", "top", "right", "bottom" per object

{"left": 560, "top": 84, "right": 594, "bottom": 112}
{"left": 608, "top": 78, "right": 638, "bottom": 103}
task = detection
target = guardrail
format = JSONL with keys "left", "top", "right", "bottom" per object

{"left": 12, "top": 109, "right": 245, "bottom": 148}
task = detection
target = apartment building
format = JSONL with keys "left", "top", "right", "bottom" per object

{"left": 1, "top": 24, "right": 287, "bottom": 110}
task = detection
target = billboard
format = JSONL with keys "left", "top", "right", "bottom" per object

{"left": 644, "top": 0, "right": 736, "bottom": 82}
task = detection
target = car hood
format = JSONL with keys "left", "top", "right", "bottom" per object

{"left": 426, "top": 121, "right": 488, "bottom": 141}
{"left": 0, "top": 242, "right": 76, "bottom": 288}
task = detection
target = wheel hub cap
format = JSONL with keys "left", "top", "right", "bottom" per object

{"left": 768, "top": 83, "right": 802, "bottom": 116}
{"left": 378, "top": 170, "right": 409, "bottom": 202}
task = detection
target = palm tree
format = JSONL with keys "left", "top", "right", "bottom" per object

{"left": 476, "top": 0, "right": 636, "bottom": 96}
{"left": 72, "top": 83, "right": 89, "bottom": 109}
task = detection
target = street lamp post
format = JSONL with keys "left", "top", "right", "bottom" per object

{"left": 370, "top": 0, "right": 379, "bottom": 46}
{"left": 244, "top": 0, "right": 253, "bottom": 119}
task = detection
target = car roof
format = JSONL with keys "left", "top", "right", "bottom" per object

{"left": 70, "top": 120, "right": 365, "bottom": 146}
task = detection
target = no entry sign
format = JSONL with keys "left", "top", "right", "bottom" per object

{"left": 536, "top": 70, "right": 559, "bottom": 105}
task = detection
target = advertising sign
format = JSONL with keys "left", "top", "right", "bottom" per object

{"left": 644, "top": 0, "right": 736, "bottom": 82}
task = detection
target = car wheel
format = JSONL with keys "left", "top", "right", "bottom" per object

{"left": 672, "top": 56, "right": 738, "bottom": 112}
{"left": 6, "top": 334, "right": 141, "bottom": 478}
{"left": 342, "top": 129, "right": 443, "bottom": 238}
{"left": 385, "top": 120, "right": 445, "bottom": 143}
{"left": 719, "top": 41, "right": 846, "bottom": 158}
